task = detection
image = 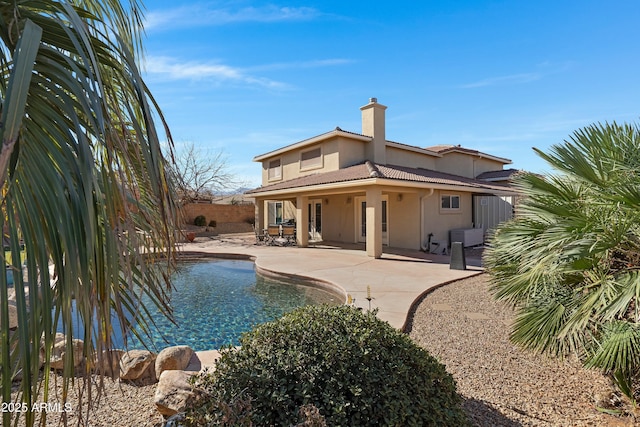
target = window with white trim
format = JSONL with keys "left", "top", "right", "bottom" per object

{"left": 441, "top": 194, "right": 460, "bottom": 210}
{"left": 300, "top": 147, "right": 322, "bottom": 170}
{"left": 267, "top": 158, "right": 282, "bottom": 180}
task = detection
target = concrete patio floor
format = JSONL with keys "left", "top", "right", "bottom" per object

{"left": 181, "top": 234, "right": 484, "bottom": 330}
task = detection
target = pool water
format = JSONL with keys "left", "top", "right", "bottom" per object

{"left": 59, "top": 259, "right": 340, "bottom": 351}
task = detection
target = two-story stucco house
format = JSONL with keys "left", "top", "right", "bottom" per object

{"left": 247, "top": 98, "right": 517, "bottom": 258}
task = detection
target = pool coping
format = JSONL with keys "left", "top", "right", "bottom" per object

{"left": 178, "top": 240, "right": 483, "bottom": 330}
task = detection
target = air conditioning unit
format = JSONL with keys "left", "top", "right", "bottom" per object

{"left": 449, "top": 228, "right": 484, "bottom": 247}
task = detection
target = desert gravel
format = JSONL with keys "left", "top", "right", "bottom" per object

{"left": 407, "top": 273, "right": 633, "bottom": 427}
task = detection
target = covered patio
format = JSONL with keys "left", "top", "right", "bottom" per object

{"left": 248, "top": 162, "right": 513, "bottom": 259}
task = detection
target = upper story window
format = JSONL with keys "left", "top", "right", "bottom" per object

{"left": 300, "top": 147, "right": 322, "bottom": 170}
{"left": 267, "top": 158, "right": 282, "bottom": 181}
{"left": 441, "top": 194, "right": 460, "bottom": 210}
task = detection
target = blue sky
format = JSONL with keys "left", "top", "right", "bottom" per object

{"left": 140, "top": 0, "right": 640, "bottom": 189}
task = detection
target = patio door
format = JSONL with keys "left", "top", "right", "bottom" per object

{"left": 355, "top": 196, "right": 388, "bottom": 245}
{"left": 308, "top": 199, "right": 322, "bottom": 241}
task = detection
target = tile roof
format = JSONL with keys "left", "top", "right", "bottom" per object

{"left": 424, "top": 144, "right": 456, "bottom": 152}
{"left": 424, "top": 144, "right": 511, "bottom": 164}
{"left": 246, "top": 162, "right": 512, "bottom": 195}
{"left": 476, "top": 168, "right": 520, "bottom": 181}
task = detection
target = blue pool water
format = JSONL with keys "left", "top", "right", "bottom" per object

{"left": 58, "top": 259, "right": 340, "bottom": 351}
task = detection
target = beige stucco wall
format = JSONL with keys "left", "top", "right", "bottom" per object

{"left": 385, "top": 147, "right": 437, "bottom": 169}
{"left": 387, "top": 191, "right": 421, "bottom": 249}
{"left": 337, "top": 138, "right": 367, "bottom": 168}
{"left": 422, "top": 191, "right": 473, "bottom": 245}
{"left": 435, "top": 152, "right": 475, "bottom": 178}
{"left": 471, "top": 157, "right": 507, "bottom": 176}
{"left": 319, "top": 194, "right": 357, "bottom": 242}
{"left": 261, "top": 137, "right": 371, "bottom": 184}
{"left": 435, "top": 152, "right": 508, "bottom": 178}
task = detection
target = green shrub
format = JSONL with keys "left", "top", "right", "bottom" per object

{"left": 208, "top": 220, "right": 217, "bottom": 227}
{"left": 184, "top": 305, "right": 467, "bottom": 427}
{"left": 193, "top": 215, "right": 206, "bottom": 226}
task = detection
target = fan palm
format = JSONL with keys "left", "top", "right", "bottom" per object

{"left": 485, "top": 122, "right": 640, "bottom": 407}
{"left": 0, "top": 1, "right": 178, "bottom": 425}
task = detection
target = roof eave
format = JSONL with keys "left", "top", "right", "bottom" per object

{"left": 248, "top": 177, "right": 517, "bottom": 198}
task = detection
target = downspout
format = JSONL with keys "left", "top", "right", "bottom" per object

{"left": 420, "top": 188, "right": 435, "bottom": 251}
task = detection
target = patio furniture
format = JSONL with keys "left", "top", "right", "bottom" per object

{"left": 266, "top": 225, "right": 281, "bottom": 245}
{"left": 254, "top": 227, "right": 268, "bottom": 245}
{"left": 281, "top": 225, "right": 296, "bottom": 246}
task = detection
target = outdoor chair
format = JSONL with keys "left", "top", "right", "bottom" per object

{"left": 254, "top": 227, "right": 268, "bottom": 245}
{"left": 266, "top": 225, "right": 281, "bottom": 245}
{"left": 281, "top": 225, "right": 296, "bottom": 246}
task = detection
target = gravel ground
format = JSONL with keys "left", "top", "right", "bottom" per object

{"left": 10, "top": 376, "right": 162, "bottom": 427}
{"left": 407, "top": 273, "right": 634, "bottom": 427}
{"left": 9, "top": 269, "right": 635, "bottom": 426}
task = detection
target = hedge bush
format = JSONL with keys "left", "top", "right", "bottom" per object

{"left": 184, "top": 305, "right": 467, "bottom": 426}
{"left": 193, "top": 215, "right": 206, "bottom": 226}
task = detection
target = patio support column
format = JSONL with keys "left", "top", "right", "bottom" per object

{"left": 366, "top": 187, "right": 382, "bottom": 258}
{"left": 296, "top": 195, "right": 309, "bottom": 247}
{"left": 255, "top": 198, "right": 265, "bottom": 230}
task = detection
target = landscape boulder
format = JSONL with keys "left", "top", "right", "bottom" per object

{"left": 154, "top": 370, "right": 198, "bottom": 417}
{"left": 92, "top": 349, "right": 125, "bottom": 378}
{"left": 155, "top": 345, "right": 194, "bottom": 378}
{"left": 39, "top": 332, "right": 84, "bottom": 371}
{"left": 119, "top": 349, "right": 157, "bottom": 385}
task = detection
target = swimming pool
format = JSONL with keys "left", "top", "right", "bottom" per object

{"left": 59, "top": 258, "right": 341, "bottom": 352}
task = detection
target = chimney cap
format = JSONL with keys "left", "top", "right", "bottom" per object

{"left": 369, "top": 97, "right": 377, "bottom": 103}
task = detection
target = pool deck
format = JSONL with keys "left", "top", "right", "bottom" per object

{"left": 181, "top": 234, "right": 484, "bottom": 330}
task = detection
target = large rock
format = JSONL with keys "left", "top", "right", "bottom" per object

{"left": 39, "top": 332, "right": 84, "bottom": 370}
{"left": 92, "top": 349, "right": 125, "bottom": 378}
{"left": 119, "top": 349, "right": 157, "bottom": 385}
{"left": 155, "top": 345, "right": 194, "bottom": 378}
{"left": 154, "top": 370, "right": 197, "bottom": 417}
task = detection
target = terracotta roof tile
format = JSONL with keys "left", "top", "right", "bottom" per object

{"left": 246, "top": 162, "right": 512, "bottom": 195}
{"left": 476, "top": 168, "right": 520, "bottom": 181}
{"left": 377, "top": 164, "right": 510, "bottom": 191}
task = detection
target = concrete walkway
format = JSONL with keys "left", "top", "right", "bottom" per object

{"left": 181, "top": 234, "right": 484, "bottom": 330}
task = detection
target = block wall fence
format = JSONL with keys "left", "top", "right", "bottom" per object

{"left": 181, "top": 203, "right": 255, "bottom": 234}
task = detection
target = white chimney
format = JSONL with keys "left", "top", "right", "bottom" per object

{"left": 360, "top": 98, "right": 387, "bottom": 165}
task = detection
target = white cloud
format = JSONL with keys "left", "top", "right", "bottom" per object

{"left": 459, "top": 62, "right": 573, "bottom": 89}
{"left": 247, "top": 58, "right": 354, "bottom": 72}
{"left": 459, "top": 72, "right": 542, "bottom": 89}
{"left": 143, "top": 56, "right": 288, "bottom": 89}
{"left": 145, "top": 4, "right": 321, "bottom": 31}
{"left": 143, "top": 56, "right": 353, "bottom": 89}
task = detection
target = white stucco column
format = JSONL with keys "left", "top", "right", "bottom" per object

{"left": 366, "top": 188, "right": 382, "bottom": 258}
{"left": 296, "top": 195, "right": 309, "bottom": 247}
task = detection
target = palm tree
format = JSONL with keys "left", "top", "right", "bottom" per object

{"left": 484, "top": 122, "right": 640, "bottom": 410}
{"left": 0, "top": 1, "right": 179, "bottom": 425}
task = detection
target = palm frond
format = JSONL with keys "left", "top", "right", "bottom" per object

{"left": 0, "top": 2, "right": 179, "bottom": 425}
